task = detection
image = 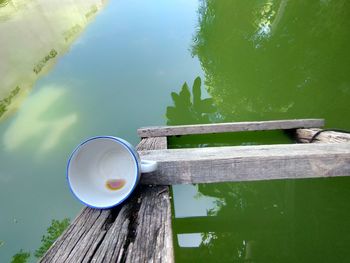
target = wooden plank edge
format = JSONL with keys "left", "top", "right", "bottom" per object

{"left": 138, "top": 119, "right": 325, "bottom": 138}
{"left": 295, "top": 128, "right": 350, "bottom": 143}
{"left": 139, "top": 142, "right": 350, "bottom": 184}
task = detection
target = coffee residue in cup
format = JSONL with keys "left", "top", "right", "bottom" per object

{"left": 106, "top": 179, "right": 126, "bottom": 190}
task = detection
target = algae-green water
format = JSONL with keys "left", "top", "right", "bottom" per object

{"left": 0, "top": 0, "right": 350, "bottom": 262}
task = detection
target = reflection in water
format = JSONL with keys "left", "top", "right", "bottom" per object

{"left": 193, "top": 181, "right": 289, "bottom": 262}
{"left": 164, "top": 77, "right": 294, "bottom": 148}
{"left": 192, "top": 0, "right": 350, "bottom": 127}
{"left": 9, "top": 218, "right": 70, "bottom": 263}
{"left": 172, "top": 184, "right": 220, "bottom": 218}
{"left": 0, "top": 0, "right": 9, "bottom": 8}
{"left": 251, "top": 0, "right": 288, "bottom": 41}
{"left": 10, "top": 249, "right": 30, "bottom": 263}
{"left": 177, "top": 233, "right": 202, "bottom": 248}
{"left": 3, "top": 86, "right": 77, "bottom": 154}
{"left": 0, "top": 0, "right": 202, "bottom": 261}
{"left": 34, "top": 218, "right": 70, "bottom": 259}
{"left": 0, "top": 86, "right": 20, "bottom": 118}
{"left": 170, "top": 0, "right": 350, "bottom": 262}
{"left": 0, "top": 0, "right": 106, "bottom": 121}
{"left": 166, "top": 78, "right": 292, "bottom": 148}
{"left": 174, "top": 178, "right": 350, "bottom": 263}
{"left": 166, "top": 77, "right": 220, "bottom": 125}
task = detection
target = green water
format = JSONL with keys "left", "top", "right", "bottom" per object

{"left": 168, "top": 0, "right": 350, "bottom": 262}
{"left": 0, "top": 0, "right": 350, "bottom": 262}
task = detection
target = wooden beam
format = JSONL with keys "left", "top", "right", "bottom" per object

{"left": 139, "top": 142, "right": 350, "bottom": 184}
{"left": 296, "top": 128, "right": 350, "bottom": 143}
{"left": 128, "top": 137, "right": 174, "bottom": 263}
{"left": 138, "top": 119, "right": 324, "bottom": 138}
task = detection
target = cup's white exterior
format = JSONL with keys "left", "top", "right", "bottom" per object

{"left": 67, "top": 136, "right": 155, "bottom": 209}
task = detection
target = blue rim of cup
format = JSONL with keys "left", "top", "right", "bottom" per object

{"left": 66, "top": 136, "right": 139, "bottom": 209}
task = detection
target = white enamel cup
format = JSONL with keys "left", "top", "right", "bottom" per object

{"left": 67, "top": 136, "right": 157, "bottom": 209}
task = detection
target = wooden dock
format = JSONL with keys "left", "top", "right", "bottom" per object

{"left": 40, "top": 119, "right": 350, "bottom": 263}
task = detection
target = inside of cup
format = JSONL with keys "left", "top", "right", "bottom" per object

{"left": 67, "top": 137, "right": 138, "bottom": 208}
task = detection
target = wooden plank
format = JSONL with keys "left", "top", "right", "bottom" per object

{"left": 137, "top": 136, "right": 167, "bottom": 149}
{"left": 126, "top": 137, "right": 174, "bottom": 263}
{"left": 139, "top": 142, "right": 350, "bottom": 184}
{"left": 40, "top": 208, "right": 113, "bottom": 263}
{"left": 40, "top": 137, "right": 174, "bottom": 263}
{"left": 138, "top": 119, "right": 324, "bottom": 138}
{"left": 296, "top": 128, "right": 350, "bottom": 143}
{"left": 124, "top": 185, "right": 174, "bottom": 263}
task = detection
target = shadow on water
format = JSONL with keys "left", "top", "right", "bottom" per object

{"left": 166, "top": 76, "right": 220, "bottom": 126}
{"left": 166, "top": 76, "right": 292, "bottom": 148}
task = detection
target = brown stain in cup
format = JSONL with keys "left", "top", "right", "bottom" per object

{"left": 106, "top": 179, "right": 126, "bottom": 191}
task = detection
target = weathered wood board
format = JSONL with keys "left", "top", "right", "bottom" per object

{"left": 296, "top": 128, "right": 350, "bottom": 143}
{"left": 139, "top": 142, "right": 350, "bottom": 184}
{"left": 127, "top": 137, "right": 173, "bottom": 263}
{"left": 40, "top": 137, "right": 174, "bottom": 263}
{"left": 138, "top": 119, "right": 324, "bottom": 138}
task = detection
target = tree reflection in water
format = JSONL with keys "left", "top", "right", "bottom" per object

{"left": 192, "top": 0, "right": 350, "bottom": 127}
{"left": 168, "top": 1, "right": 350, "bottom": 260}
{"left": 166, "top": 76, "right": 219, "bottom": 126}
{"left": 165, "top": 77, "right": 295, "bottom": 261}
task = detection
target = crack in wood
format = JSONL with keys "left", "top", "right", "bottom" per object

{"left": 119, "top": 190, "right": 142, "bottom": 263}
{"left": 103, "top": 207, "right": 121, "bottom": 231}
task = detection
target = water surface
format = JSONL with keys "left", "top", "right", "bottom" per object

{"left": 167, "top": 0, "right": 350, "bottom": 262}
{"left": 1, "top": 0, "right": 350, "bottom": 262}
{"left": 0, "top": 0, "right": 201, "bottom": 261}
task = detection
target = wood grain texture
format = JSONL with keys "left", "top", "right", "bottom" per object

{"left": 40, "top": 208, "right": 112, "bottom": 263}
{"left": 125, "top": 185, "right": 174, "bottom": 263}
{"left": 139, "top": 142, "right": 350, "bottom": 184}
{"left": 296, "top": 128, "right": 350, "bottom": 143}
{"left": 138, "top": 119, "right": 325, "bottom": 138}
{"left": 130, "top": 136, "right": 174, "bottom": 263}
{"left": 40, "top": 137, "right": 174, "bottom": 263}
